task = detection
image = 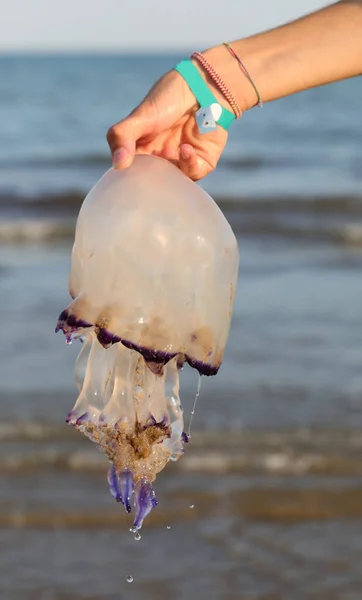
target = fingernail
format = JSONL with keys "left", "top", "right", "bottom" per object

{"left": 113, "top": 147, "right": 129, "bottom": 167}
{"left": 180, "top": 145, "right": 192, "bottom": 160}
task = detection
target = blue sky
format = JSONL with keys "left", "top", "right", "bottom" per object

{"left": 0, "top": 0, "right": 327, "bottom": 51}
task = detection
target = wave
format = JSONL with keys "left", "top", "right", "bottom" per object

{"left": 2, "top": 421, "right": 362, "bottom": 447}
{"left": 0, "top": 152, "right": 113, "bottom": 169}
{"left": 0, "top": 152, "right": 271, "bottom": 171}
{"left": 1, "top": 423, "right": 362, "bottom": 476}
{"left": 2, "top": 190, "right": 362, "bottom": 214}
{"left": 2, "top": 445, "right": 362, "bottom": 476}
{"left": 0, "top": 218, "right": 75, "bottom": 242}
{"left": 0, "top": 422, "right": 74, "bottom": 442}
{"left": 3, "top": 486, "right": 362, "bottom": 528}
{"left": 0, "top": 150, "right": 348, "bottom": 172}
{"left": 220, "top": 155, "right": 291, "bottom": 170}
{"left": 2, "top": 189, "right": 362, "bottom": 245}
{"left": 0, "top": 192, "right": 84, "bottom": 215}
{"left": 221, "top": 195, "right": 362, "bottom": 214}
{"left": 229, "top": 216, "right": 362, "bottom": 246}
{"left": 1, "top": 214, "right": 362, "bottom": 246}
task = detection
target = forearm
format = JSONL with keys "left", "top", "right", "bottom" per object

{"left": 202, "top": 1, "right": 362, "bottom": 112}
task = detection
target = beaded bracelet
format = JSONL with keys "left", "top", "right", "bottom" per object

{"left": 191, "top": 51, "right": 242, "bottom": 119}
{"left": 174, "top": 60, "right": 236, "bottom": 132}
{"left": 223, "top": 42, "right": 263, "bottom": 108}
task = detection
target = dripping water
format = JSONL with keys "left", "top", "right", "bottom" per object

{"left": 187, "top": 374, "right": 202, "bottom": 438}
{"left": 126, "top": 575, "right": 133, "bottom": 583}
{"left": 129, "top": 525, "right": 141, "bottom": 541}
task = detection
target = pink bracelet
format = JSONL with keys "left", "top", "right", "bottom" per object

{"left": 223, "top": 42, "right": 263, "bottom": 108}
{"left": 191, "top": 51, "right": 242, "bottom": 119}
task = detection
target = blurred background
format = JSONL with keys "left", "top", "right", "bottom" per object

{"left": 1, "top": 1, "right": 362, "bottom": 598}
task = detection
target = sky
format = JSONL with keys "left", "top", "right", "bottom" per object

{"left": 0, "top": 0, "right": 328, "bottom": 52}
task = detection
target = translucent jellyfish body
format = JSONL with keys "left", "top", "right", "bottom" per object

{"left": 56, "top": 155, "right": 239, "bottom": 529}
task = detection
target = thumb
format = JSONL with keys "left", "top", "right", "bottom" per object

{"left": 106, "top": 110, "right": 152, "bottom": 169}
{"left": 179, "top": 144, "right": 209, "bottom": 181}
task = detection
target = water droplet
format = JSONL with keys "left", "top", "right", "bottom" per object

{"left": 129, "top": 526, "right": 137, "bottom": 534}
{"left": 166, "top": 525, "right": 171, "bottom": 530}
{"left": 126, "top": 575, "right": 133, "bottom": 583}
{"left": 189, "top": 504, "right": 195, "bottom": 509}
{"left": 188, "top": 376, "right": 202, "bottom": 437}
{"left": 134, "top": 531, "right": 141, "bottom": 541}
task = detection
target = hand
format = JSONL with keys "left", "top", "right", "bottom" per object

{"left": 106, "top": 68, "right": 229, "bottom": 181}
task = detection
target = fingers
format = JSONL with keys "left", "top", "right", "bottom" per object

{"left": 107, "top": 123, "right": 134, "bottom": 169}
{"left": 179, "top": 144, "right": 210, "bottom": 181}
{"left": 106, "top": 111, "right": 152, "bottom": 170}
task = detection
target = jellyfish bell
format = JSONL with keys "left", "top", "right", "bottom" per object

{"left": 56, "top": 154, "right": 239, "bottom": 529}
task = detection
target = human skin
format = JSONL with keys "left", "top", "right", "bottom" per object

{"left": 107, "top": 0, "right": 362, "bottom": 181}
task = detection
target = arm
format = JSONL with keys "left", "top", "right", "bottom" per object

{"left": 107, "top": 1, "right": 362, "bottom": 180}
{"left": 202, "top": 0, "right": 362, "bottom": 111}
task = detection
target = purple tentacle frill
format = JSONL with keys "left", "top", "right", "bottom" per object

{"left": 107, "top": 466, "right": 134, "bottom": 514}
{"left": 133, "top": 478, "right": 158, "bottom": 530}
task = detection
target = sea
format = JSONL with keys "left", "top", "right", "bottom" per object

{"left": 0, "top": 54, "right": 362, "bottom": 599}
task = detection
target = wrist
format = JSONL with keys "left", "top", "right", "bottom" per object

{"left": 193, "top": 44, "right": 259, "bottom": 113}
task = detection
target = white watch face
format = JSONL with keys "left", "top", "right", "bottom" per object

{"left": 210, "top": 102, "right": 222, "bottom": 121}
{"left": 195, "top": 105, "right": 218, "bottom": 134}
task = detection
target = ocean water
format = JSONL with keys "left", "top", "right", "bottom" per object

{"left": 1, "top": 54, "right": 362, "bottom": 599}
{"left": 0, "top": 53, "right": 362, "bottom": 201}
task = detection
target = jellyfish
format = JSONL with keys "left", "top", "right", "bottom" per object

{"left": 56, "top": 155, "right": 239, "bottom": 530}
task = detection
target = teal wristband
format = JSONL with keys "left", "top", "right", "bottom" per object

{"left": 174, "top": 60, "right": 235, "bottom": 132}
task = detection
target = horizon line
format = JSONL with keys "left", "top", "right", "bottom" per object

{"left": 0, "top": 46, "right": 200, "bottom": 56}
